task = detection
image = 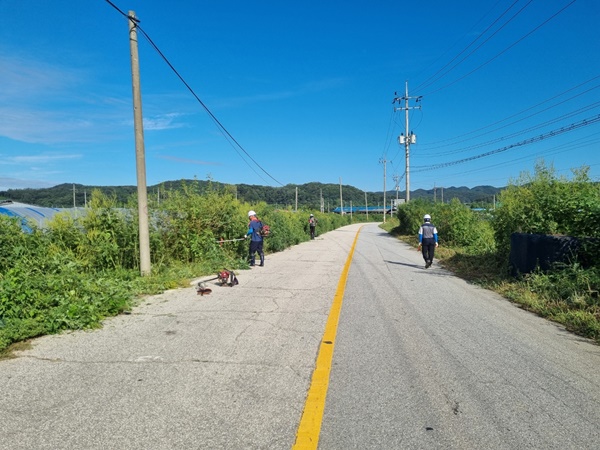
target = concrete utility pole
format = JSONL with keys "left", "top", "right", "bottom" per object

{"left": 364, "top": 191, "right": 368, "bottom": 220}
{"left": 320, "top": 189, "right": 324, "bottom": 213}
{"left": 339, "top": 177, "right": 343, "bottom": 215}
{"left": 379, "top": 158, "right": 387, "bottom": 223}
{"left": 393, "top": 81, "right": 422, "bottom": 203}
{"left": 128, "top": 11, "right": 151, "bottom": 276}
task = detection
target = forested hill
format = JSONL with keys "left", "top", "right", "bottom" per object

{"left": 0, "top": 180, "right": 502, "bottom": 209}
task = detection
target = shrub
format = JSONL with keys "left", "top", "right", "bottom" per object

{"left": 0, "top": 182, "right": 357, "bottom": 353}
{"left": 395, "top": 198, "right": 493, "bottom": 253}
{"left": 492, "top": 162, "right": 600, "bottom": 261}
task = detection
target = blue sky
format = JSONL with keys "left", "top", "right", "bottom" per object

{"left": 1, "top": 0, "right": 599, "bottom": 194}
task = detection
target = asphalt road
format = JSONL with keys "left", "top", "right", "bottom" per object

{"left": 1, "top": 223, "right": 599, "bottom": 449}
{"left": 320, "top": 225, "right": 600, "bottom": 449}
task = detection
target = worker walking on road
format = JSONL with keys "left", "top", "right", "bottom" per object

{"left": 244, "top": 210, "right": 264, "bottom": 267}
{"left": 418, "top": 214, "right": 438, "bottom": 269}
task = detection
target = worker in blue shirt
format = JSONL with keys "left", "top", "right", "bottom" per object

{"left": 418, "top": 214, "right": 438, "bottom": 269}
{"left": 244, "top": 210, "right": 264, "bottom": 267}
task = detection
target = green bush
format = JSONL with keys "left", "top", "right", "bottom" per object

{"left": 46, "top": 190, "right": 138, "bottom": 271}
{"left": 1, "top": 184, "right": 358, "bottom": 353}
{"left": 395, "top": 198, "right": 493, "bottom": 253}
{"left": 153, "top": 181, "right": 246, "bottom": 265}
{"left": 492, "top": 162, "right": 600, "bottom": 261}
{"left": 0, "top": 224, "right": 133, "bottom": 352}
{"left": 395, "top": 198, "right": 430, "bottom": 235}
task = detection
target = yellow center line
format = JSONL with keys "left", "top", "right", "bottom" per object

{"left": 292, "top": 226, "right": 362, "bottom": 449}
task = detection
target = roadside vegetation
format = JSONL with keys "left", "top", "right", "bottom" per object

{"left": 384, "top": 162, "right": 600, "bottom": 344}
{"left": 2, "top": 163, "right": 598, "bottom": 355}
{"left": 1, "top": 180, "right": 384, "bottom": 356}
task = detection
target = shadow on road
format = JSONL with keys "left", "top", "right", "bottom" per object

{"left": 384, "top": 260, "right": 425, "bottom": 270}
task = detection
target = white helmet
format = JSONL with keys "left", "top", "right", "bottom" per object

{"left": 423, "top": 214, "right": 431, "bottom": 221}
{"left": 248, "top": 210, "right": 256, "bottom": 217}
{"left": 310, "top": 214, "right": 314, "bottom": 217}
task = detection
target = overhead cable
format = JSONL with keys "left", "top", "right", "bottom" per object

{"left": 419, "top": 0, "right": 577, "bottom": 97}
{"left": 104, "top": 0, "right": 283, "bottom": 186}
{"left": 420, "top": 75, "right": 600, "bottom": 149}
{"left": 413, "top": 114, "right": 600, "bottom": 172}
{"left": 430, "top": 100, "right": 600, "bottom": 157}
{"left": 414, "top": 0, "right": 529, "bottom": 94}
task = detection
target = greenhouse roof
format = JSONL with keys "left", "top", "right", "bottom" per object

{"left": 0, "top": 201, "right": 84, "bottom": 231}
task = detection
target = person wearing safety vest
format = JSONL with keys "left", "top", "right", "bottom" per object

{"left": 418, "top": 213, "right": 438, "bottom": 269}
{"left": 244, "top": 210, "right": 264, "bottom": 267}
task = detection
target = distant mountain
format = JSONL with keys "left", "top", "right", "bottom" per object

{"left": 405, "top": 185, "right": 501, "bottom": 204}
{"left": 0, "top": 180, "right": 503, "bottom": 209}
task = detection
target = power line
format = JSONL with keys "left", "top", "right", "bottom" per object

{"left": 419, "top": 75, "right": 600, "bottom": 149}
{"left": 422, "top": 133, "right": 600, "bottom": 181}
{"left": 416, "top": 133, "right": 600, "bottom": 187}
{"left": 413, "top": 114, "right": 600, "bottom": 173}
{"left": 381, "top": 108, "right": 397, "bottom": 160}
{"left": 412, "top": 0, "right": 505, "bottom": 85}
{"left": 104, "top": 1, "right": 283, "bottom": 186}
{"left": 422, "top": 101, "right": 600, "bottom": 158}
{"left": 414, "top": 0, "right": 530, "bottom": 94}
{"left": 418, "top": 0, "right": 578, "bottom": 97}
{"left": 133, "top": 26, "right": 283, "bottom": 186}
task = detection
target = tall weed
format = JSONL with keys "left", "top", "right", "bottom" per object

{"left": 395, "top": 198, "right": 494, "bottom": 253}
{"left": 493, "top": 162, "right": 600, "bottom": 260}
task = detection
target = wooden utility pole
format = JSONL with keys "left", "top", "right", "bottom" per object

{"left": 128, "top": 11, "right": 151, "bottom": 276}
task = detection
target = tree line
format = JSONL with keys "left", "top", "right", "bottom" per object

{"left": 0, "top": 180, "right": 502, "bottom": 209}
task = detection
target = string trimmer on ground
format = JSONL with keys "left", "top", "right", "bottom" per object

{"left": 196, "top": 269, "right": 239, "bottom": 296}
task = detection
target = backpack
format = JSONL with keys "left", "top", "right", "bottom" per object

{"left": 259, "top": 222, "right": 270, "bottom": 237}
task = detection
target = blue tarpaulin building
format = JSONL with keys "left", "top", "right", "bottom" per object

{"left": 332, "top": 205, "right": 393, "bottom": 214}
{"left": 0, "top": 201, "right": 84, "bottom": 232}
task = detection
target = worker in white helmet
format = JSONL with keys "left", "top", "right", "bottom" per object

{"left": 418, "top": 214, "right": 438, "bottom": 269}
{"left": 244, "top": 210, "right": 264, "bottom": 266}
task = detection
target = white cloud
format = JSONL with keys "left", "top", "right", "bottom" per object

{"left": 0, "top": 54, "right": 79, "bottom": 102}
{"left": 0, "top": 52, "right": 131, "bottom": 144}
{"left": 0, "top": 176, "right": 56, "bottom": 191}
{"left": 0, "top": 153, "right": 82, "bottom": 165}
{"left": 0, "top": 53, "right": 191, "bottom": 145}
{"left": 143, "top": 113, "right": 186, "bottom": 131}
